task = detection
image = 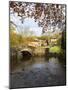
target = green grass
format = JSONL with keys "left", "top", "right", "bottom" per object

{"left": 49, "top": 46, "right": 62, "bottom": 54}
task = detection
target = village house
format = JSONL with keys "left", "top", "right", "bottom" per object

{"left": 28, "top": 40, "right": 41, "bottom": 47}
{"left": 50, "top": 37, "right": 58, "bottom": 45}
{"left": 28, "top": 38, "right": 49, "bottom": 47}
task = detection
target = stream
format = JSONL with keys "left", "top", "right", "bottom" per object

{"left": 10, "top": 55, "right": 66, "bottom": 89}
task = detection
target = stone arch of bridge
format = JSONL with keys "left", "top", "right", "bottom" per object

{"left": 20, "top": 48, "right": 33, "bottom": 57}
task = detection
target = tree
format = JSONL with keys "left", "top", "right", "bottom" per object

{"left": 10, "top": 1, "right": 66, "bottom": 34}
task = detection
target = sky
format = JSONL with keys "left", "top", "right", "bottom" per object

{"left": 10, "top": 12, "right": 62, "bottom": 37}
{"left": 10, "top": 12, "right": 42, "bottom": 36}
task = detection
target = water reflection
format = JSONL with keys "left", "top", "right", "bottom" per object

{"left": 10, "top": 56, "right": 66, "bottom": 88}
{"left": 11, "top": 56, "right": 65, "bottom": 75}
{"left": 48, "top": 57, "right": 64, "bottom": 75}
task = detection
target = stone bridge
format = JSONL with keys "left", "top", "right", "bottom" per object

{"left": 17, "top": 46, "right": 50, "bottom": 60}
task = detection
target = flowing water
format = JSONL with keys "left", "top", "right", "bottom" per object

{"left": 10, "top": 55, "right": 66, "bottom": 89}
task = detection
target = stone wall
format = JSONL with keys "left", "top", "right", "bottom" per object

{"left": 33, "top": 47, "right": 46, "bottom": 56}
